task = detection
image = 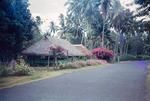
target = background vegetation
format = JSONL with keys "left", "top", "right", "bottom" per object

{"left": 0, "top": 0, "right": 149, "bottom": 63}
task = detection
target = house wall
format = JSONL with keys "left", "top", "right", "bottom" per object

{"left": 23, "top": 55, "right": 88, "bottom": 67}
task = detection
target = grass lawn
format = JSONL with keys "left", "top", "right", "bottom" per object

{"left": 146, "top": 64, "right": 150, "bottom": 101}
{"left": 0, "top": 65, "right": 102, "bottom": 89}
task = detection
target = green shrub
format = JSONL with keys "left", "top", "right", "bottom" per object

{"left": 0, "top": 60, "right": 34, "bottom": 77}
{"left": 0, "top": 66, "right": 13, "bottom": 77}
{"left": 120, "top": 55, "right": 136, "bottom": 61}
{"left": 59, "top": 59, "right": 107, "bottom": 69}
{"left": 136, "top": 55, "right": 150, "bottom": 60}
{"left": 74, "top": 61, "right": 87, "bottom": 67}
{"left": 58, "top": 64, "right": 65, "bottom": 69}
{"left": 120, "top": 54, "right": 150, "bottom": 61}
{"left": 59, "top": 61, "right": 85, "bottom": 69}
{"left": 143, "top": 55, "right": 150, "bottom": 60}
{"left": 63, "top": 62, "right": 81, "bottom": 69}
{"left": 86, "top": 59, "right": 107, "bottom": 66}
{"left": 14, "top": 64, "right": 34, "bottom": 76}
{"left": 86, "top": 60, "right": 99, "bottom": 66}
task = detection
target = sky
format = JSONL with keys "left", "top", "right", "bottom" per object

{"left": 29, "top": 0, "right": 67, "bottom": 32}
{"left": 120, "top": 0, "right": 139, "bottom": 11}
{"left": 29, "top": 0, "right": 138, "bottom": 32}
{"left": 29, "top": 0, "right": 67, "bottom": 21}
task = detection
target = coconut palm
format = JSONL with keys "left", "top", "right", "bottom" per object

{"left": 48, "top": 21, "right": 58, "bottom": 37}
{"left": 58, "top": 14, "right": 66, "bottom": 38}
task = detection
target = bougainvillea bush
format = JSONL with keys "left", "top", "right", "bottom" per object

{"left": 92, "top": 48, "right": 114, "bottom": 62}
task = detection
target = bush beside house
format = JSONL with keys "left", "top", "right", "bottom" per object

{"left": 59, "top": 59, "right": 107, "bottom": 69}
{"left": 92, "top": 48, "right": 114, "bottom": 62}
{"left": 0, "top": 60, "right": 34, "bottom": 77}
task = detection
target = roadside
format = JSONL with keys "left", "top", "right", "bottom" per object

{"left": 0, "top": 65, "right": 103, "bottom": 90}
{"left": 146, "top": 63, "right": 150, "bottom": 101}
{"left": 0, "top": 61, "right": 147, "bottom": 101}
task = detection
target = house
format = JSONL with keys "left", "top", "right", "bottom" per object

{"left": 22, "top": 37, "right": 85, "bottom": 66}
{"left": 73, "top": 44, "right": 92, "bottom": 57}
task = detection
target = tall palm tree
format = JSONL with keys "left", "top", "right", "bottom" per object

{"left": 58, "top": 13, "right": 67, "bottom": 38}
{"left": 48, "top": 21, "right": 58, "bottom": 37}
{"left": 65, "top": 0, "right": 122, "bottom": 49}
{"left": 99, "top": 0, "right": 122, "bottom": 47}
{"left": 65, "top": 0, "right": 103, "bottom": 46}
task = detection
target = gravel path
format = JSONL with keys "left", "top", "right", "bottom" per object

{"left": 0, "top": 61, "right": 148, "bottom": 101}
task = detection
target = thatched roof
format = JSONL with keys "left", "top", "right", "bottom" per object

{"left": 22, "top": 37, "right": 84, "bottom": 56}
{"left": 73, "top": 44, "right": 92, "bottom": 56}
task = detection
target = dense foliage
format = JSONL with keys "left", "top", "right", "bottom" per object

{"left": 60, "top": 0, "right": 150, "bottom": 60}
{"left": 0, "top": 0, "right": 36, "bottom": 62}
{"left": 0, "top": 61, "right": 34, "bottom": 77}
{"left": 120, "top": 54, "right": 150, "bottom": 61}
{"left": 135, "top": 0, "right": 150, "bottom": 17}
{"left": 0, "top": 0, "right": 149, "bottom": 64}
{"left": 135, "top": 0, "right": 150, "bottom": 55}
{"left": 59, "top": 59, "right": 107, "bottom": 69}
{"left": 92, "top": 48, "right": 114, "bottom": 61}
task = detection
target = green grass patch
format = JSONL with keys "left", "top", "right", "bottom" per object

{"left": 0, "top": 70, "right": 69, "bottom": 89}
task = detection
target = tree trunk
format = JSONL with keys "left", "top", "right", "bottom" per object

{"left": 114, "top": 32, "right": 120, "bottom": 63}
{"left": 55, "top": 56, "right": 58, "bottom": 69}
{"left": 81, "top": 33, "right": 84, "bottom": 45}
{"left": 101, "top": 19, "right": 105, "bottom": 47}
{"left": 47, "top": 55, "right": 50, "bottom": 70}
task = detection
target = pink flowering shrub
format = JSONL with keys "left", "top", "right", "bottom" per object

{"left": 92, "top": 48, "right": 114, "bottom": 62}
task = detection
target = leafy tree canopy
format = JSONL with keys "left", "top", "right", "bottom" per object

{"left": 0, "top": 0, "right": 35, "bottom": 61}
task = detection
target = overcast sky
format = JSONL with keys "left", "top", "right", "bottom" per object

{"left": 29, "top": 0, "right": 67, "bottom": 32}
{"left": 29, "top": 0, "right": 138, "bottom": 32}
{"left": 29, "top": 0, "right": 67, "bottom": 20}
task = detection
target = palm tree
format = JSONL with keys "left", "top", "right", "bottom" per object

{"left": 65, "top": 0, "right": 123, "bottom": 50}
{"left": 99, "top": 0, "right": 122, "bottom": 47}
{"left": 109, "top": 8, "right": 141, "bottom": 62}
{"left": 65, "top": 0, "right": 102, "bottom": 45}
{"left": 58, "top": 14, "right": 67, "bottom": 38}
{"left": 48, "top": 21, "right": 58, "bottom": 37}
